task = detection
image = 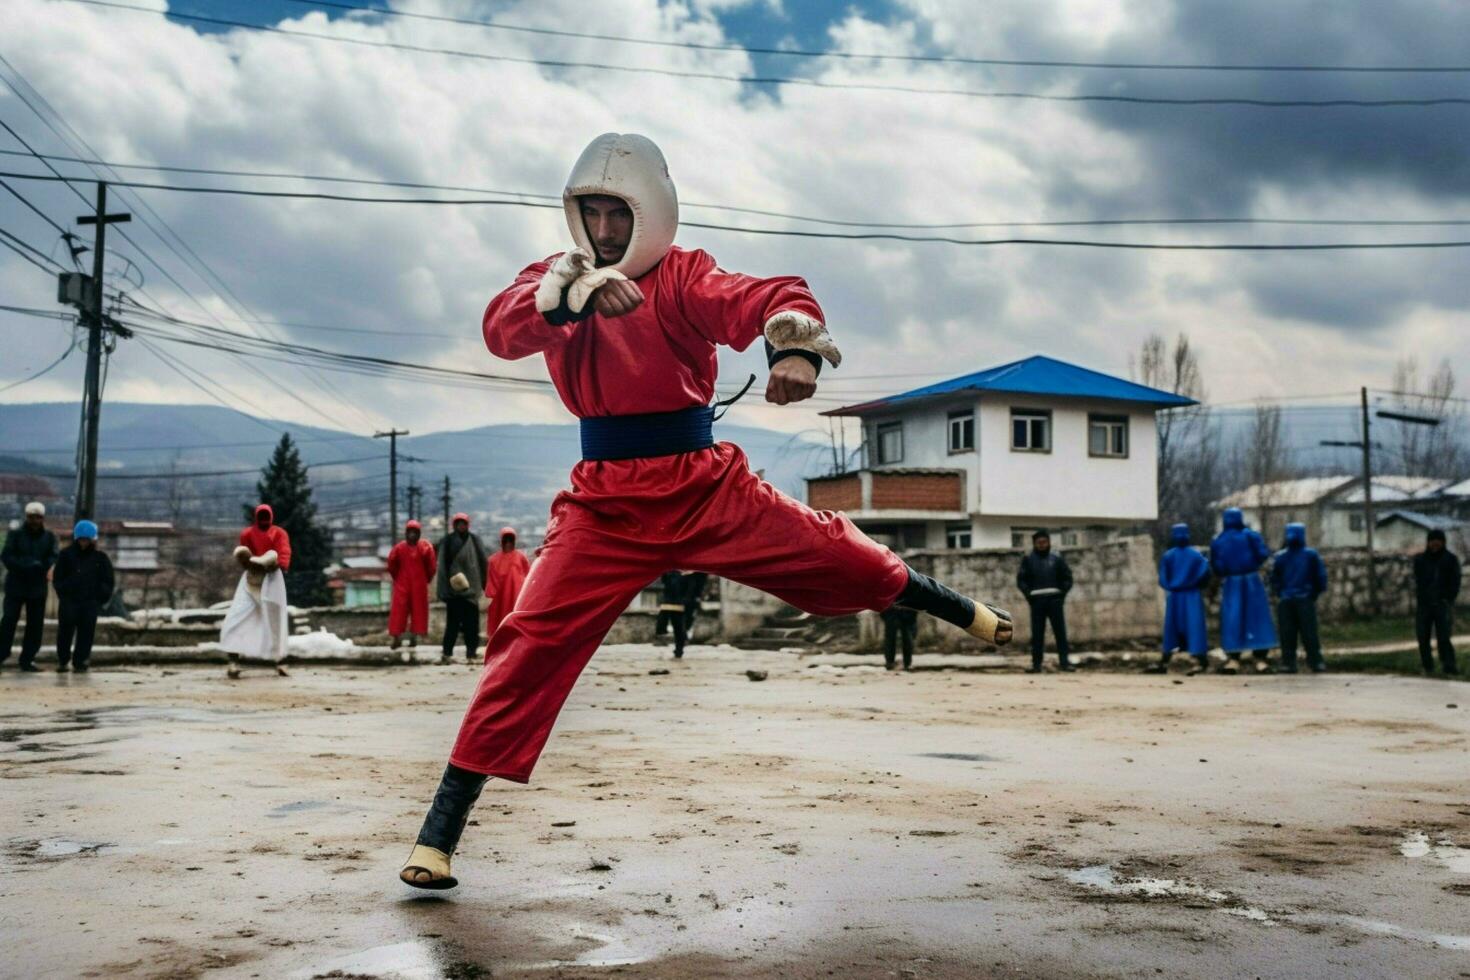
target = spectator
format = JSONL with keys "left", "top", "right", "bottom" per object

{"left": 655, "top": 571, "right": 692, "bottom": 659}
{"left": 1210, "top": 507, "right": 1278, "bottom": 674}
{"left": 1413, "top": 529, "right": 1461, "bottom": 676}
{"left": 1017, "top": 529, "right": 1074, "bottom": 673}
{"left": 223, "top": 504, "right": 292, "bottom": 679}
{"left": 484, "top": 526, "right": 530, "bottom": 650}
{"left": 387, "top": 519, "right": 436, "bottom": 658}
{"left": 1, "top": 501, "right": 59, "bottom": 672}
{"left": 436, "top": 513, "right": 487, "bottom": 665}
{"left": 1150, "top": 523, "right": 1211, "bottom": 675}
{"left": 880, "top": 604, "right": 920, "bottom": 671}
{"left": 52, "top": 520, "right": 115, "bottom": 673}
{"left": 1270, "top": 523, "right": 1328, "bottom": 674}
{"left": 682, "top": 571, "right": 709, "bottom": 638}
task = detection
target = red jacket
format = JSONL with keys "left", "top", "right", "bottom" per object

{"left": 483, "top": 246, "right": 823, "bottom": 417}
{"left": 239, "top": 504, "right": 292, "bottom": 571}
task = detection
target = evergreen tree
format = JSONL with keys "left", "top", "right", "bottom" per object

{"left": 246, "top": 434, "right": 334, "bottom": 606}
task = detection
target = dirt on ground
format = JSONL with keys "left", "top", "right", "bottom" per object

{"left": 1, "top": 644, "right": 1468, "bottom": 979}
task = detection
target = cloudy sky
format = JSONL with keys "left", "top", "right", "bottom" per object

{"left": 2, "top": 0, "right": 1468, "bottom": 441}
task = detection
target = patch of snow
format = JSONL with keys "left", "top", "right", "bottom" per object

{"left": 1399, "top": 831, "right": 1431, "bottom": 858}
{"left": 287, "top": 629, "right": 356, "bottom": 658}
{"left": 1399, "top": 830, "right": 1470, "bottom": 873}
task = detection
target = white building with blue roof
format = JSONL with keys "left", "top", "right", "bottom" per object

{"left": 808, "top": 355, "right": 1197, "bottom": 551}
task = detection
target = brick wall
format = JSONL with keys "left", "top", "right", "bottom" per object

{"left": 808, "top": 474, "right": 862, "bottom": 512}
{"left": 870, "top": 472, "right": 962, "bottom": 511}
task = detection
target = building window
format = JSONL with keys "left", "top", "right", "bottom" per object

{"left": 876, "top": 421, "right": 903, "bottom": 464}
{"left": 1010, "top": 409, "right": 1051, "bottom": 453}
{"left": 1010, "top": 527, "right": 1043, "bottom": 549}
{"left": 1088, "top": 414, "right": 1129, "bottom": 458}
{"left": 1349, "top": 512, "right": 1365, "bottom": 532}
{"left": 947, "top": 411, "right": 974, "bottom": 454}
{"left": 946, "top": 524, "right": 973, "bottom": 549}
{"left": 1059, "top": 529, "right": 1079, "bottom": 547}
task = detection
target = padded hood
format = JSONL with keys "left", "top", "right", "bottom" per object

{"left": 1284, "top": 522, "right": 1307, "bottom": 548}
{"left": 564, "top": 133, "right": 678, "bottom": 280}
{"left": 452, "top": 512, "right": 470, "bottom": 527}
{"left": 500, "top": 526, "right": 517, "bottom": 541}
{"left": 1169, "top": 523, "right": 1191, "bottom": 548}
{"left": 1222, "top": 507, "right": 1244, "bottom": 531}
{"left": 254, "top": 504, "right": 274, "bottom": 527}
{"left": 405, "top": 519, "right": 421, "bottom": 531}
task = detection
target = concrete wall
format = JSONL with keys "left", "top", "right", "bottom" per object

{"left": 719, "top": 578, "right": 786, "bottom": 639}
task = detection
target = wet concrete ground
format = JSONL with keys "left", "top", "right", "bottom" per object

{"left": 1, "top": 644, "right": 1467, "bottom": 979}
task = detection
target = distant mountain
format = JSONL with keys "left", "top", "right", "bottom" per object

{"left": 0, "top": 402, "right": 831, "bottom": 529}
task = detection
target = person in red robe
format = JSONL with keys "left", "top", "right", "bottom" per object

{"left": 387, "top": 519, "right": 436, "bottom": 657}
{"left": 483, "top": 526, "right": 530, "bottom": 648}
{"left": 399, "top": 133, "right": 1012, "bottom": 890}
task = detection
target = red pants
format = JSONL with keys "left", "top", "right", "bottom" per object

{"left": 388, "top": 587, "right": 428, "bottom": 636}
{"left": 448, "top": 443, "right": 908, "bottom": 782}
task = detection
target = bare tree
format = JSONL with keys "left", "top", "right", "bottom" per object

{"left": 1233, "top": 402, "right": 1293, "bottom": 544}
{"left": 1131, "top": 333, "right": 1218, "bottom": 548}
{"left": 1386, "top": 357, "right": 1467, "bottom": 479}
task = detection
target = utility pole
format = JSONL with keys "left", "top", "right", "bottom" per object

{"left": 374, "top": 429, "right": 409, "bottom": 536}
{"left": 69, "top": 182, "right": 130, "bottom": 521}
{"left": 405, "top": 480, "right": 421, "bottom": 524}
{"left": 441, "top": 475, "right": 452, "bottom": 530}
{"left": 1359, "top": 387, "right": 1376, "bottom": 615}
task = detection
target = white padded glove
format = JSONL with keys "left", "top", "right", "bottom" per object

{"left": 449, "top": 572, "right": 470, "bottom": 594}
{"left": 533, "top": 247, "right": 627, "bottom": 315}
{"left": 233, "top": 545, "right": 252, "bottom": 569}
{"left": 764, "top": 310, "right": 842, "bottom": 368}
{"left": 247, "top": 550, "right": 278, "bottom": 573}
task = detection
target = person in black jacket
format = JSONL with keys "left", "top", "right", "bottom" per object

{"left": 52, "top": 520, "right": 115, "bottom": 673}
{"left": 1017, "top": 529, "right": 1075, "bottom": 673}
{"left": 656, "top": 570, "right": 692, "bottom": 658}
{"left": 1413, "top": 529, "right": 1461, "bottom": 676}
{"left": 1, "top": 501, "right": 60, "bottom": 672}
{"left": 880, "top": 604, "right": 920, "bottom": 671}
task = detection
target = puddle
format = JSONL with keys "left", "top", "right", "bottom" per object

{"left": 7, "top": 837, "right": 116, "bottom": 860}
{"left": 918, "top": 752, "right": 999, "bottom": 763}
{"left": 1399, "top": 831, "right": 1470, "bottom": 874}
{"left": 293, "top": 940, "right": 440, "bottom": 979}
{"left": 268, "top": 800, "right": 332, "bottom": 818}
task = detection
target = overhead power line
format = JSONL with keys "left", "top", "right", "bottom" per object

{"left": 6, "top": 149, "right": 1470, "bottom": 230}
{"left": 68, "top": 2, "right": 1470, "bottom": 109}
{"left": 5, "top": 170, "right": 1470, "bottom": 250}
{"left": 278, "top": 0, "right": 1470, "bottom": 74}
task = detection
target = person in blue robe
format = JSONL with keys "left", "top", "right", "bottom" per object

{"left": 1149, "top": 523, "right": 1211, "bottom": 674}
{"left": 1210, "top": 507, "right": 1278, "bottom": 673}
{"left": 1270, "top": 522, "right": 1329, "bottom": 674}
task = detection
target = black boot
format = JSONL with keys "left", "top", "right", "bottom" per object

{"left": 897, "top": 567, "right": 1012, "bottom": 644}
{"left": 402, "top": 763, "right": 488, "bottom": 890}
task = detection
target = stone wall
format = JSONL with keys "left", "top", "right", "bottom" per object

{"left": 882, "top": 535, "right": 1164, "bottom": 650}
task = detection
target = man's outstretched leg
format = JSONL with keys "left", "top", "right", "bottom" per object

{"left": 401, "top": 763, "right": 488, "bottom": 889}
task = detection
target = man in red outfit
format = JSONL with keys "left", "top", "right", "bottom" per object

{"left": 225, "top": 504, "right": 292, "bottom": 679}
{"left": 483, "top": 526, "right": 530, "bottom": 649}
{"left": 400, "top": 133, "right": 1012, "bottom": 889}
{"left": 387, "top": 519, "right": 436, "bottom": 659}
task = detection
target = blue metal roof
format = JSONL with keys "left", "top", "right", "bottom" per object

{"left": 823, "top": 354, "right": 1199, "bottom": 417}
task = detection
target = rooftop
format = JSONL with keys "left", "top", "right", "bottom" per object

{"left": 1214, "top": 474, "right": 1449, "bottom": 509}
{"left": 822, "top": 354, "right": 1199, "bottom": 417}
{"left": 1377, "top": 509, "right": 1465, "bottom": 531}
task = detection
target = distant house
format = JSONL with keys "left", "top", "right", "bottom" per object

{"left": 331, "top": 555, "right": 391, "bottom": 608}
{"left": 46, "top": 520, "right": 237, "bottom": 612}
{"left": 1375, "top": 510, "right": 1468, "bottom": 555}
{"left": 1215, "top": 475, "right": 1450, "bottom": 548}
{"left": 0, "top": 473, "right": 61, "bottom": 523}
{"left": 808, "top": 355, "right": 1195, "bottom": 550}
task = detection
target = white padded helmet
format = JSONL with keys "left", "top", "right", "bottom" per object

{"left": 563, "top": 133, "right": 678, "bottom": 280}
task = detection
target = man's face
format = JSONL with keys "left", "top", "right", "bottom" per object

{"left": 454, "top": 520, "right": 469, "bottom": 535}
{"left": 256, "top": 513, "right": 270, "bottom": 530}
{"left": 24, "top": 513, "right": 43, "bottom": 532}
{"left": 406, "top": 528, "right": 420, "bottom": 544}
{"left": 1034, "top": 536, "right": 1051, "bottom": 555}
{"left": 579, "top": 194, "right": 634, "bottom": 266}
{"left": 1428, "top": 538, "right": 1445, "bottom": 554}
{"left": 78, "top": 537, "right": 94, "bottom": 552}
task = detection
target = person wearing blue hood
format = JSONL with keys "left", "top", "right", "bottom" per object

{"left": 1210, "top": 507, "right": 1278, "bottom": 674}
{"left": 1270, "top": 523, "right": 1328, "bottom": 674}
{"left": 1149, "top": 524, "right": 1211, "bottom": 675}
{"left": 52, "top": 520, "right": 115, "bottom": 673}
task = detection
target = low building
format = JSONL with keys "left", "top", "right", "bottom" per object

{"left": 810, "top": 355, "right": 1195, "bottom": 550}
{"left": 1375, "top": 510, "right": 1469, "bottom": 555}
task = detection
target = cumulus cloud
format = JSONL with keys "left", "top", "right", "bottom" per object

{"left": 1, "top": 0, "right": 1467, "bottom": 442}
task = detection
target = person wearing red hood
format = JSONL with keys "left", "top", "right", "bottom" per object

{"left": 483, "top": 526, "right": 530, "bottom": 649}
{"left": 399, "top": 133, "right": 1013, "bottom": 890}
{"left": 223, "top": 504, "right": 292, "bottom": 679}
{"left": 387, "top": 519, "right": 437, "bottom": 658}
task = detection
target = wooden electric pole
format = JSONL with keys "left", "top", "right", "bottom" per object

{"left": 375, "top": 429, "right": 409, "bottom": 536}
{"left": 71, "top": 182, "right": 130, "bottom": 521}
{"left": 441, "top": 475, "right": 452, "bottom": 531}
{"left": 1359, "top": 387, "right": 1376, "bottom": 615}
